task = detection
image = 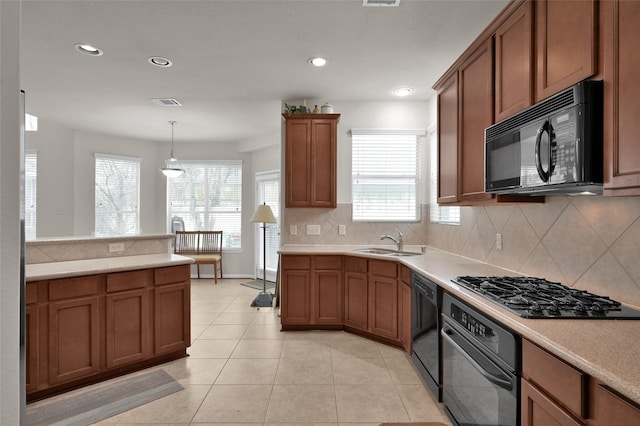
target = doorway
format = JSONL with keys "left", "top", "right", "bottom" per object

{"left": 255, "top": 171, "right": 280, "bottom": 282}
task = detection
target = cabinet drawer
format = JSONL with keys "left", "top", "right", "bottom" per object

{"left": 154, "top": 265, "right": 190, "bottom": 286}
{"left": 49, "top": 276, "right": 100, "bottom": 300}
{"left": 315, "top": 255, "right": 342, "bottom": 270}
{"left": 522, "top": 339, "right": 587, "bottom": 419}
{"left": 281, "top": 255, "right": 311, "bottom": 270}
{"left": 345, "top": 256, "right": 367, "bottom": 273}
{"left": 369, "top": 259, "right": 397, "bottom": 278}
{"left": 107, "top": 269, "right": 151, "bottom": 292}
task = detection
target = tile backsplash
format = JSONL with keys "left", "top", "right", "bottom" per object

{"left": 285, "top": 197, "right": 640, "bottom": 308}
{"left": 26, "top": 234, "right": 173, "bottom": 264}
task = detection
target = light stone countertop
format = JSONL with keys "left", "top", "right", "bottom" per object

{"left": 26, "top": 253, "right": 194, "bottom": 282}
{"left": 279, "top": 244, "right": 640, "bottom": 405}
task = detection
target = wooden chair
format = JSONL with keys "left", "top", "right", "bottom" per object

{"left": 174, "top": 231, "right": 223, "bottom": 283}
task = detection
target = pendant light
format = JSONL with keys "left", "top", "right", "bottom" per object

{"left": 160, "top": 120, "right": 184, "bottom": 177}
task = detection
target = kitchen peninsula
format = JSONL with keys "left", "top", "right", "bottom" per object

{"left": 279, "top": 244, "right": 640, "bottom": 424}
{"left": 25, "top": 234, "right": 193, "bottom": 401}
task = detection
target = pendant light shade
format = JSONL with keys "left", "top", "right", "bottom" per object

{"left": 160, "top": 121, "right": 184, "bottom": 177}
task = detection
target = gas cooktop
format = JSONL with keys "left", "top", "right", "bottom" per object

{"left": 453, "top": 276, "right": 640, "bottom": 319}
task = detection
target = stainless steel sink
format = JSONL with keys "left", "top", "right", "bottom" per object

{"left": 352, "top": 247, "right": 397, "bottom": 255}
{"left": 352, "top": 248, "right": 421, "bottom": 257}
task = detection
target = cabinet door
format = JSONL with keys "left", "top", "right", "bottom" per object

{"left": 495, "top": 0, "right": 533, "bottom": 122}
{"left": 522, "top": 379, "right": 584, "bottom": 426}
{"left": 535, "top": 0, "right": 596, "bottom": 101}
{"left": 25, "top": 304, "right": 39, "bottom": 392}
{"left": 310, "top": 119, "right": 337, "bottom": 207}
{"left": 313, "top": 270, "right": 343, "bottom": 324}
{"left": 437, "top": 73, "right": 459, "bottom": 204}
{"left": 154, "top": 282, "right": 190, "bottom": 355}
{"left": 281, "top": 270, "right": 311, "bottom": 324}
{"left": 285, "top": 119, "right": 312, "bottom": 207}
{"left": 344, "top": 272, "right": 368, "bottom": 331}
{"left": 603, "top": 0, "right": 640, "bottom": 195}
{"left": 106, "top": 289, "right": 151, "bottom": 368}
{"left": 459, "top": 39, "right": 494, "bottom": 203}
{"left": 368, "top": 275, "right": 398, "bottom": 340}
{"left": 48, "top": 296, "right": 100, "bottom": 384}
{"left": 590, "top": 379, "right": 640, "bottom": 426}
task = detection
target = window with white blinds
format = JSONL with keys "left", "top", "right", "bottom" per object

{"left": 429, "top": 129, "right": 460, "bottom": 225}
{"left": 95, "top": 153, "right": 140, "bottom": 236}
{"left": 167, "top": 161, "right": 242, "bottom": 249}
{"left": 352, "top": 130, "right": 421, "bottom": 222}
{"left": 256, "top": 171, "right": 280, "bottom": 277}
{"left": 25, "top": 150, "right": 37, "bottom": 240}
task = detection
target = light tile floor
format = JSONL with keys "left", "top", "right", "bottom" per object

{"left": 93, "top": 278, "right": 451, "bottom": 425}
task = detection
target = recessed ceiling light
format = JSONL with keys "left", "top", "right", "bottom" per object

{"left": 74, "top": 43, "right": 103, "bottom": 56}
{"left": 393, "top": 87, "right": 414, "bottom": 97}
{"left": 308, "top": 57, "right": 328, "bottom": 67}
{"left": 148, "top": 56, "right": 173, "bottom": 67}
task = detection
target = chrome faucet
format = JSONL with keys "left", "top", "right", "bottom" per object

{"left": 380, "top": 231, "right": 403, "bottom": 252}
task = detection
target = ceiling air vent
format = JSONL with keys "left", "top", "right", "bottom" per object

{"left": 362, "top": 0, "right": 401, "bottom": 6}
{"left": 151, "top": 98, "right": 182, "bottom": 107}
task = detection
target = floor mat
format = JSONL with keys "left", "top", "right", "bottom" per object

{"left": 241, "top": 279, "right": 276, "bottom": 290}
{"left": 26, "top": 369, "right": 183, "bottom": 426}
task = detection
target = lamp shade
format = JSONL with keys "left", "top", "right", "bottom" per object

{"left": 250, "top": 204, "right": 277, "bottom": 224}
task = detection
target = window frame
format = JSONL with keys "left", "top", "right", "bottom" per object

{"left": 166, "top": 160, "right": 243, "bottom": 251}
{"left": 24, "top": 149, "right": 37, "bottom": 240}
{"left": 94, "top": 153, "right": 141, "bottom": 236}
{"left": 351, "top": 128, "right": 423, "bottom": 222}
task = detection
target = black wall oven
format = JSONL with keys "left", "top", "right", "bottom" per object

{"left": 441, "top": 293, "right": 520, "bottom": 426}
{"left": 411, "top": 272, "right": 442, "bottom": 401}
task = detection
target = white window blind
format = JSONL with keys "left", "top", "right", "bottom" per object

{"left": 167, "top": 161, "right": 242, "bottom": 250}
{"left": 25, "top": 150, "right": 37, "bottom": 240}
{"left": 256, "top": 171, "right": 280, "bottom": 275}
{"left": 95, "top": 153, "right": 141, "bottom": 236}
{"left": 429, "top": 129, "right": 460, "bottom": 225}
{"left": 352, "top": 130, "right": 421, "bottom": 222}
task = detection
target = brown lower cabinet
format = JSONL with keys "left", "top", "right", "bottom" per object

{"left": 26, "top": 264, "right": 190, "bottom": 401}
{"left": 522, "top": 338, "right": 640, "bottom": 425}
{"left": 281, "top": 254, "right": 410, "bottom": 352}
{"left": 280, "top": 255, "right": 343, "bottom": 327}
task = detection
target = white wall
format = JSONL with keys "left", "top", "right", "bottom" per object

{"left": 0, "top": 1, "right": 23, "bottom": 423}
{"left": 25, "top": 119, "right": 75, "bottom": 236}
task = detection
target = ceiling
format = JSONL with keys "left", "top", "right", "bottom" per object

{"left": 21, "top": 0, "right": 508, "bottom": 148}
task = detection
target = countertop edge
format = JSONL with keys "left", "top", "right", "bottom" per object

{"left": 26, "top": 253, "right": 195, "bottom": 281}
{"left": 279, "top": 244, "right": 640, "bottom": 405}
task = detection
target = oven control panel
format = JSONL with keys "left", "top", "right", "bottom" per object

{"left": 452, "top": 304, "right": 493, "bottom": 338}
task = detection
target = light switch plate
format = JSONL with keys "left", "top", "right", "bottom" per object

{"left": 338, "top": 225, "right": 346, "bottom": 236}
{"left": 496, "top": 233, "right": 502, "bottom": 250}
{"left": 306, "top": 224, "right": 321, "bottom": 235}
{"left": 290, "top": 224, "right": 297, "bottom": 235}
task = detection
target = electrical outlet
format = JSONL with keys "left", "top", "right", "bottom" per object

{"left": 496, "top": 233, "right": 503, "bottom": 250}
{"left": 290, "top": 224, "right": 297, "bottom": 235}
{"left": 306, "top": 224, "right": 321, "bottom": 235}
{"left": 338, "top": 224, "right": 346, "bottom": 236}
{"left": 109, "top": 242, "right": 125, "bottom": 253}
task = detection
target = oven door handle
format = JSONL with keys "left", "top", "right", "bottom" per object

{"left": 441, "top": 325, "right": 513, "bottom": 391}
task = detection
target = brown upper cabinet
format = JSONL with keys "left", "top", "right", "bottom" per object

{"left": 601, "top": 0, "right": 640, "bottom": 195}
{"left": 435, "top": 40, "right": 495, "bottom": 205}
{"left": 434, "top": 0, "right": 601, "bottom": 205}
{"left": 494, "top": 0, "right": 533, "bottom": 122}
{"left": 283, "top": 113, "right": 340, "bottom": 208}
{"left": 535, "top": 0, "right": 597, "bottom": 102}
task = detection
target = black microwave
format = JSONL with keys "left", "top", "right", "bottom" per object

{"left": 485, "top": 80, "right": 603, "bottom": 196}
